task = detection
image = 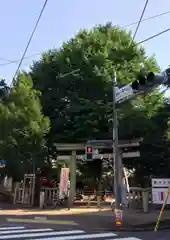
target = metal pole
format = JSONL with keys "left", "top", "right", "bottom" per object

{"left": 112, "top": 71, "right": 122, "bottom": 209}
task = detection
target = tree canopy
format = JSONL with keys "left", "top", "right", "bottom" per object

{"left": 30, "top": 23, "right": 161, "bottom": 142}
{"left": 0, "top": 21, "right": 168, "bottom": 186}
{"left": 28, "top": 22, "right": 169, "bottom": 180}
{"left": 0, "top": 73, "right": 50, "bottom": 180}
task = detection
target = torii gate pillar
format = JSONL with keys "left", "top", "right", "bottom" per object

{"left": 70, "top": 150, "right": 76, "bottom": 203}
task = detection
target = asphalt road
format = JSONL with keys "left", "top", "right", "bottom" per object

{"left": 0, "top": 218, "right": 168, "bottom": 240}
{"left": 0, "top": 213, "right": 113, "bottom": 231}
{"left": 0, "top": 214, "right": 168, "bottom": 239}
{"left": 0, "top": 224, "right": 168, "bottom": 239}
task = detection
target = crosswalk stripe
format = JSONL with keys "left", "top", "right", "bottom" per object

{"left": 0, "top": 229, "right": 85, "bottom": 239}
{"left": 106, "top": 238, "right": 142, "bottom": 240}
{"left": 0, "top": 228, "right": 52, "bottom": 234}
{"left": 31, "top": 232, "right": 117, "bottom": 240}
{"left": 0, "top": 226, "right": 142, "bottom": 240}
{"left": 0, "top": 227, "right": 25, "bottom": 230}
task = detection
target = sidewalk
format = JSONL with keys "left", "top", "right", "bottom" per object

{"left": 88, "top": 208, "right": 170, "bottom": 231}
{"left": 0, "top": 203, "right": 169, "bottom": 231}
{"left": 0, "top": 206, "right": 110, "bottom": 215}
{"left": 0, "top": 202, "right": 110, "bottom": 215}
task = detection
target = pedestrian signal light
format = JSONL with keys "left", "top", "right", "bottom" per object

{"left": 87, "top": 147, "right": 92, "bottom": 152}
{"left": 85, "top": 146, "right": 93, "bottom": 161}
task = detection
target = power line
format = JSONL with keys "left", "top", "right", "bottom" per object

{"left": 0, "top": 57, "right": 13, "bottom": 63}
{"left": 1, "top": 10, "right": 169, "bottom": 66}
{"left": 132, "top": 0, "right": 149, "bottom": 41}
{"left": 0, "top": 54, "right": 39, "bottom": 66}
{"left": 0, "top": 9, "right": 170, "bottom": 68}
{"left": 123, "top": 10, "right": 170, "bottom": 29}
{"left": 136, "top": 27, "right": 170, "bottom": 45}
{"left": 12, "top": 0, "right": 48, "bottom": 80}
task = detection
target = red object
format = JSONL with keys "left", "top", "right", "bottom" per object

{"left": 161, "top": 192, "right": 164, "bottom": 201}
{"left": 40, "top": 177, "right": 56, "bottom": 187}
{"left": 87, "top": 147, "right": 92, "bottom": 153}
{"left": 115, "top": 209, "right": 122, "bottom": 226}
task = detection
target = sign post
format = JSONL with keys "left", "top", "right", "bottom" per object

{"left": 152, "top": 178, "right": 170, "bottom": 232}
{"left": 154, "top": 187, "right": 170, "bottom": 232}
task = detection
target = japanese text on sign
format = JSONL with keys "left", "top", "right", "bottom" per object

{"left": 152, "top": 178, "right": 170, "bottom": 187}
{"left": 152, "top": 178, "right": 170, "bottom": 204}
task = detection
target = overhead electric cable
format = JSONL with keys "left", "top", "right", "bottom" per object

{"left": 132, "top": 0, "right": 149, "bottom": 41}
{"left": 136, "top": 27, "right": 170, "bottom": 45}
{"left": 0, "top": 8, "right": 169, "bottom": 67}
{"left": 123, "top": 10, "right": 170, "bottom": 29}
{"left": 12, "top": 0, "right": 49, "bottom": 80}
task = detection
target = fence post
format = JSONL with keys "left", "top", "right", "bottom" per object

{"left": 39, "top": 191, "right": 45, "bottom": 208}
{"left": 142, "top": 190, "right": 149, "bottom": 213}
{"left": 13, "top": 188, "right": 17, "bottom": 204}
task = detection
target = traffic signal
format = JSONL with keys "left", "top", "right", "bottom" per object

{"left": 165, "top": 68, "right": 170, "bottom": 86}
{"left": 131, "top": 71, "right": 167, "bottom": 92}
{"left": 85, "top": 146, "right": 93, "bottom": 161}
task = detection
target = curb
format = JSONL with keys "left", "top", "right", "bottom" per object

{"left": 108, "top": 224, "right": 170, "bottom": 232}
{"left": 110, "top": 227, "right": 154, "bottom": 232}
{"left": 78, "top": 224, "right": 169, "bottom": 232}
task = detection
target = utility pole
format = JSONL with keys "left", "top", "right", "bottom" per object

{"left": 112, "top": 71, "right": 122, "bottom": 209}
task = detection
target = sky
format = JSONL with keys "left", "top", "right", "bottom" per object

{"left": 0, "top": 0, "right": 170, "bottom": 87}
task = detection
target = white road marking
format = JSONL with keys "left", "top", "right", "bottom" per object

{"left": 0, "top": 228, "right": 52, "bottom": 234}
{"left": 0, "top": 226, "right": 143, "bottom": 240}
{"left": 31, "top": 232, "right": 117, "bottom": 240}
{"left": 0, "top": 227, "right": 25, "bottom": 230}
{"left": 106, "top": 238, "right": 142, "bottom": 240}
{"left": 0, "top": 229, "right": 85, "bottom": 239}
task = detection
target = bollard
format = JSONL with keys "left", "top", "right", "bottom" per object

{"left": 154, "top": 187, "right": 170, "bottom": 232}
{"left": 39, "top": 191, "right": 45, "bottom": 209}
{"left": 114, "top": 208, "right": 123, "bottom": 226}
{"left": 97, "top": 195, "right": 101, "bottom": 209}
{"left": 142, "top": 191, "right": 149, "bottom": 213}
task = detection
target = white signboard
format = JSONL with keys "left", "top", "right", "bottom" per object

{"left": 151, "top": 178, "right": 170, "bottom": 204}
{"left": 152, "top": 188, "right": 170, "bottom": 204}
{"left": 152, "top": 178, "right": 170, "bottom": 187}
{"left": 122, "top": 151, "right": 140, "bottom": 158}
{"left": 115, "top": 84, "right": 134, "bottom": 103}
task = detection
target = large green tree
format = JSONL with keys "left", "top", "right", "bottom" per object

{"left": 136, "top": 100, "right": 170, "bottom": 184}
{"left": 29, "top": 23, "right": 169, "bottom": 181}
{"left": 0, "top": 73, "right": 50, "bottom": 180}
{"left": 30, "top": 23, "right": 162, "bottom": 146}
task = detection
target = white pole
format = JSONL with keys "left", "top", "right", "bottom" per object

{"left": 123, "top": 167, "right": 130, "bottom": 193}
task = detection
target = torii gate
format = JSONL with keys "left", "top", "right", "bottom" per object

{"left": 55, "top": 138, "right": 142, "bottom": 203}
